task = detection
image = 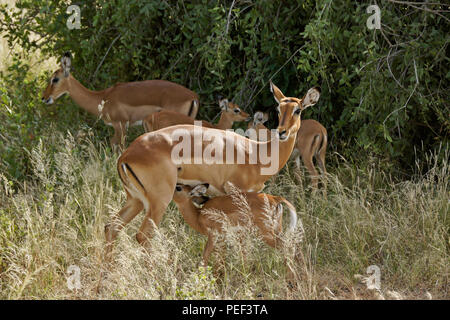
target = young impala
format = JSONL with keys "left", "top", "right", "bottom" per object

{"left": 104, "top": 81, "right": 320, "bottom": 257}
{"left": 41, "top": 52, "right": 199, "bottom": 147}
{"left": 247, "top": 111, "right": 327, "bottom": 191}
{"left": 143, "top": 97, "right": 250, "bottom": 132}
{"left": 172, "top": 183, "right": 299, "bottom": 266}
{"left": 245, "top": 111, "right": 269, "bottom": 141}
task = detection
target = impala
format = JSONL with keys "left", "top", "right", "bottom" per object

{"left": 104, "top": 81, "right": 320, "bottom": 256}
{"left": 41, "top": 52, "right": 199, "bottom": 147}
{"left": 245, "top": 111, "right": 269, "bottom": 141}
{"left": 143, "top": 97, "right": 250, "bottom": 132}
{"left": 247, "top": 111, "right": 327, "bottom": 190}
{"left": 172, "top": 183, "right": 299, "bottom": 266}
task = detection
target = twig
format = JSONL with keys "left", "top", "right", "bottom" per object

{"left": 387, "top": 0, "right": 450, "bottom": 22}
{"left": 225, "top": 0, "right": 237, "bottom": 35}
{"left": 383, "top": 59, "right": 419, "bottom": 125}
{"left": 90, "top": 33, "right": 121, "bottom": 83}
{"left": 247, "top": 42, "right": 309, "bottom": 106}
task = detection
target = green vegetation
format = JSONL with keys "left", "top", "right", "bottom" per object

{"left": 0, "top": 0, "right": 448, "bottom": 299}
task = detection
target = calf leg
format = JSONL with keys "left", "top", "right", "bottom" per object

{"left": 202, "top": 234, "right": 215, "bottom": 267}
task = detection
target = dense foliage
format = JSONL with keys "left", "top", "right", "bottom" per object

{"left": 0, "top": 0, "right": 449, "bottom": 180}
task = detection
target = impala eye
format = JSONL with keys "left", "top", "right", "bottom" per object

{"left": 175, "top": 185, "right": 182, "bottom": 192}
{"left": 294, "top": 109, "right": 301, "bottom": 115}
{"left": 52, "top": 78, "right": 59, "bottom": 84}
{"left": 234, "top": 109, "right": 240, "bottom": 114}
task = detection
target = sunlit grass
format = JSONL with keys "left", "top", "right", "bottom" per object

{"left": 0, "top": 130, "right": 447, "bottom": 299}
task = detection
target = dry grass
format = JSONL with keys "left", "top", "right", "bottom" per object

{"left": 0, "top": 130, "right": 448, "bottom": 299}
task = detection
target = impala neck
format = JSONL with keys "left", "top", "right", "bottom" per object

{"left": 256, "top": 123, "right": 269, "bottom": 133}
{"left": 67, "top": 75, "right": 103, "bottom": 117}
{"left": 176, "top": 199, "right": 205, "bottom": 235}
{"left": 263, "top": 128, "right": 298, "bottom": 172}
{"left": 215, "top": 112, "right": 234, "bottom": 130}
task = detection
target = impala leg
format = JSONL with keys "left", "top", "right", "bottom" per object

{"left": 104, "top": 196, "right": 143, "bottom": 262}
{"left": 202, "top": 233, "right": 215, "bottom": 267}
{"left": 135, "top": 192, "right": 173, "bottom": 252}
{"left": 111, "top": 122, "right": 127, "bottom": 150}
{"left": 293, "top": 155, "right": 305, "bottom": 187}
{"left": 295, "top": 156, "right": 301, "bottom": 170}
{"left": 128, "top": 160, "right": 177, "bottom": 251}
{"left": 301, "top": 153, "right": 319, "bottom": 190}
{"left": 316, "top": 149, "right": 327, "bottom": 197}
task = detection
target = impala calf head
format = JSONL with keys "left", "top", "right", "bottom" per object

{"left": 42, "top": 52, "right": 72, "bottom": 104}
{"left": 270, "top": 81, "right": 320, "bottom": 141}
{"left": 174, "top": 183, "right": 210, "bottom": 206}
{"left": 217, "top": 96, "right": 251, "bottom": 122}
{"left": 252, "top": 111, "right": 269, "bottom": 127}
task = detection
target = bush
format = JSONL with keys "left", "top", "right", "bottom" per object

{"left": 1, "top": 0, "right": 448, "bottom": 174}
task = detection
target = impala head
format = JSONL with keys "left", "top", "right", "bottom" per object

{"left": 217, "top": 96, "right": 251, "bottom": 122}
{"left": 270, "top": 81, "right": 320, "bottom": 141}
{"left": 41, "top": 52, "right": 73, "bottom": 104}
{"left": 174, "top": 183, "right": 210, "bottom": 206}
{"left": 252, "top": 111, "right": 269, "bottom": 126}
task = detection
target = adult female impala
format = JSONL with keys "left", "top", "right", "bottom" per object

{"left": 247, "top": 111, "right": 328, "bottom": 190}
{"left": 104, "top": 82, "right": 320, "bottom": 256}
{"left": 41, "top": 52, "right": 199, "bottom": 147}
{"left": 143, "top": 97, "right": 250, "bottom": 132}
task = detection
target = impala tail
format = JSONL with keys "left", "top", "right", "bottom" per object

{"left": 188, "top": 99, "right": 199, "bottom": 118}
{"left": 143, "top": 113, "right": 155, "bottom": 133}
{"left": 118, "top": 162, "right": 146, "bottom": 196}
{"left": 276, "top": 198, "right": 298, "bottom": 233}
{"left": 317, "top": 133, "right": 327, "bottom": 156}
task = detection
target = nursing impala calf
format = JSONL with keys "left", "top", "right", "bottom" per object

{"left": 172, "top": 183, "right": 299, "bottom": 266}
{"left": 143, "top": 97, "right": 250, "bottom": 132}
{"left": 41, "top": 52, "right": 199, "bottom": 148}
{"left": 247, "top": 111, "right": 327, "bottom": 190}
{"left": 104, "top": 82, "right": 320, "bottom": 257}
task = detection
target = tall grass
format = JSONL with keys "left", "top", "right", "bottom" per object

{"left": 0, "top": 130, "right": 447, "bottom": 299}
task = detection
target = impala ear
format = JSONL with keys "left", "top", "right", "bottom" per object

{"left": 269, "top": 81, "right": 285, "bottom": 104}
{"left": 253, "top": 111, "right": 265, "bottom": 124}
{"left": 61, "top": 52, "right": 72, "bottom": 77}
{"left": 301, "top": 87, "right": 321, "bottom": 109}
{"left": 191, "top": 183, "right": 209, "bottom": 196}
{"left": 219, "top": 98, "right": 229, "bottom": 111}
{"left": 262, "top": 112, "right": 269, "bottom": 123}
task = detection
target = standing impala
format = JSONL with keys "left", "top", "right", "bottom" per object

{"left": 247, "top": 111, "right": 327, "bottom": 190}
{"left": 104, "top": 82, "right": 320, "bottom": 256}
{"left": 41, "top": 52, "right": 199, "bottom": 147}
{"left": 143, "top": 97, "right": 250, "bottom": 132}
